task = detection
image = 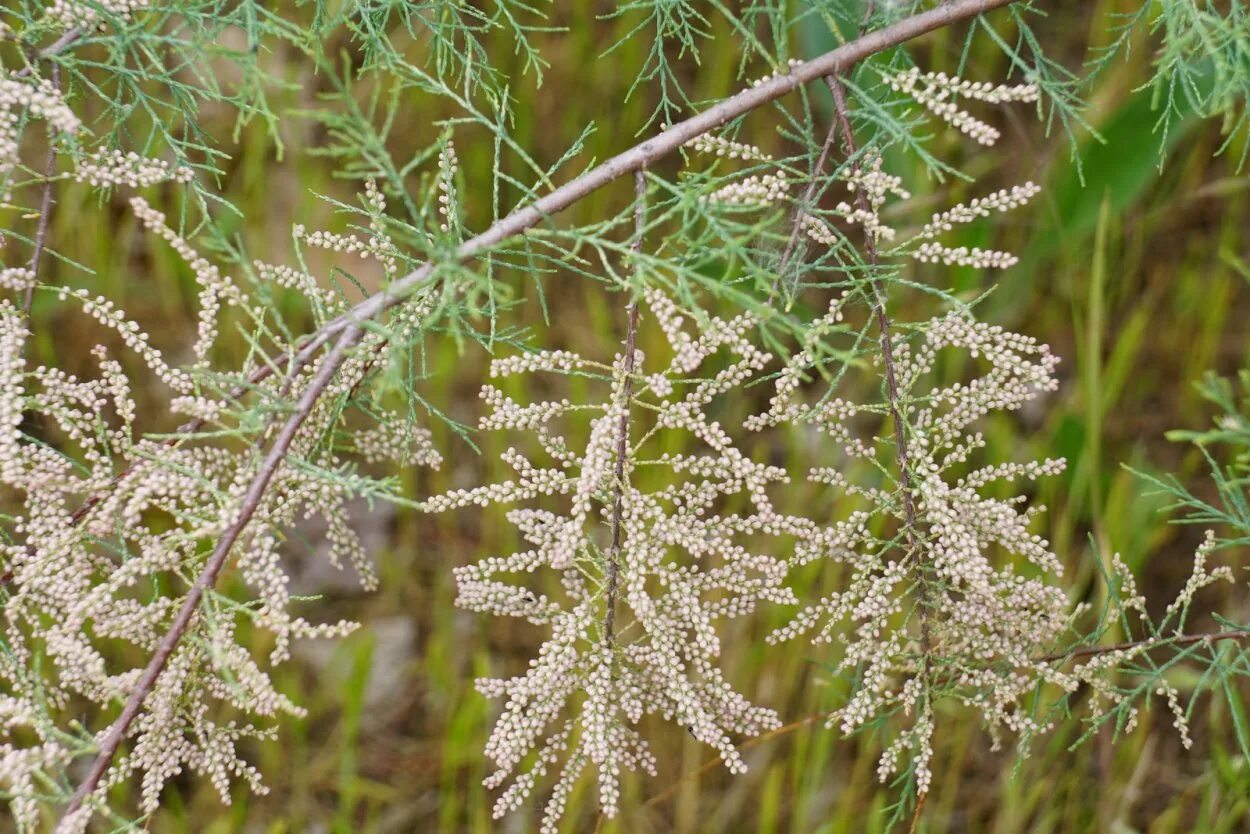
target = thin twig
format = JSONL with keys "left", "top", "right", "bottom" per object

{"left": 1036, "top": 628, "right": 1250, "bottom": 665}
{"left": 13, "top": 26, "right": 85, "bottom": 79}
{"left": 772, "top": 116, "right": 840, "bottom": 303}
{"left": 603, "top": 169, "right": 646, "bottom": 644}
{"left": 642, "top": 710, "right": 829, "bottom": 809}
{"left": 862, "top": 0, "right": 878, "bottom": 31}
{"left": 772, "top": 0, "right": 878, "bottom": 302}
{"left": 22, "top": 64, "right": 61, "bottom": 319}
{"left": 908, "top": 793, "right": 929, "bottom": 834}
{"left": 826, "top": 74, "right": 935, "bottom": 834}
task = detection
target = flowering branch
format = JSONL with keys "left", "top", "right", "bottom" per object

{"left": 825, "top": 76, "right": 937, "bottom": 832}
{"left": 59, "top": 322, "right": 366, "bottom": 824}
{"left": 21, "top": 0, "right": 1023, "bottom": 589}
{"left": 826, "top": 75, "right": 933, "bottom": 656}
{"left": 49, "top": 0, "right": 1025, "bottom": 820}
{"left": 23, "top": 0, "right": 1024, "bottom": 565}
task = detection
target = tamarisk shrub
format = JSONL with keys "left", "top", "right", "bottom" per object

{"left": 1, "top": 0, "right": 1249, "bottom": 830}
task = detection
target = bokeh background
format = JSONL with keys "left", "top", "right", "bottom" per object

{"left": 19, "top": 0, "right": 1250, "bottom": 831}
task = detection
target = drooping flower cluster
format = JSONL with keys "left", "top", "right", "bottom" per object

{"left": 883, "top": 68, "right": 1039, "bottom": 146}
{"left": 725, "top": 74, "right": 1061, "bottom": 795}
{"left": 45, "top": 0, "right": 150, "bottom": 30}
{"left": 751, "top": 294, "right": 1070, "bottom": 791}
{"left": 426, "top": 289, "right": 814, "bottom": 831}
{"left": 74, "top": 148, "right": 194, "bottom": 189}
{"left": 0, "top": 182, "right": 440, "bottom": 828}
{"left": 0, "top": 75, "right": 80, "bottom": 199}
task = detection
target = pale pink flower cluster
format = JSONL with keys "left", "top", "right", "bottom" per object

{"left": 427, "top": 290, "right": 816, "bottom": 829}
{"left": 75, "top": 148, "right": 194, "bottom": 189}
{"left": 355, "top": 420, "right": 442, "bottom": 468}
{"left": 437, "top": 141, "right": 459, "bottom": 233}
{"left": 755, "top": 304, "right": 1068, "bottom": 793}
{"left": 45, "top": 0, "right": 150, "bottom": 30}
{"left": 0, "top": 75, "right": 80, "bottom": 199}
{"left": 835, "top": 152, "right": 911, "bottom": 242}
{"left": 0, "top": 184, "right": 440, "bottom": 825}
{"left": 883, "top": 67, "right": 1038, "bottom": 146}
{"left": 708, "top": 172, "right": 789, "bottom": 206}
{"left": 684, "top": 131, "right": 768, "bottom": 161}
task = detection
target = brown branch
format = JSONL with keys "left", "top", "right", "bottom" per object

{"left": 861, "top": 0, "right": 878, "bottom": 32}
{"left": 908, "top": 793, "right": 929, "bottom": 834}
{"left": 24, "top": 65, "right": 60, "bottom": 318}
{"left": 771, "top": 116, "right": 841, "bottom": 304}
{"left": 825, "top": 74, "right": 935, "bottom": 834}
{"left": 1036, "top": 628, "right": 1250, "bottom": 665}
{"left": 603, "top": 170, "right": 646, "bottom": 644}
{"left": 50, "top": 0, "right": 1021, "bottom": 816}
{"left": 826, "top": 77, "right": 929, "bottom": 638}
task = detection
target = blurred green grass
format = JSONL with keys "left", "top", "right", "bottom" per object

{"left": 23, "top": 1, "right": 1250, "bottom": 831}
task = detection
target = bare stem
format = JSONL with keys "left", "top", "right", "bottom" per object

{"left": 773, "top": 117, "right": 841, "bottom": 302}
{"left": 603, "top": 172, "right": 646, "bottom": 644}
{"left": 24, "top": 64, "right": 61, "bottom": 318}
{"left": 1036, "top": 628, "right": 1250, "bottom": 665}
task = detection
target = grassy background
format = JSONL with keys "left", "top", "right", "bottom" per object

{"left": 22, "top": 0, "right": 1250, "bottom": 831}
